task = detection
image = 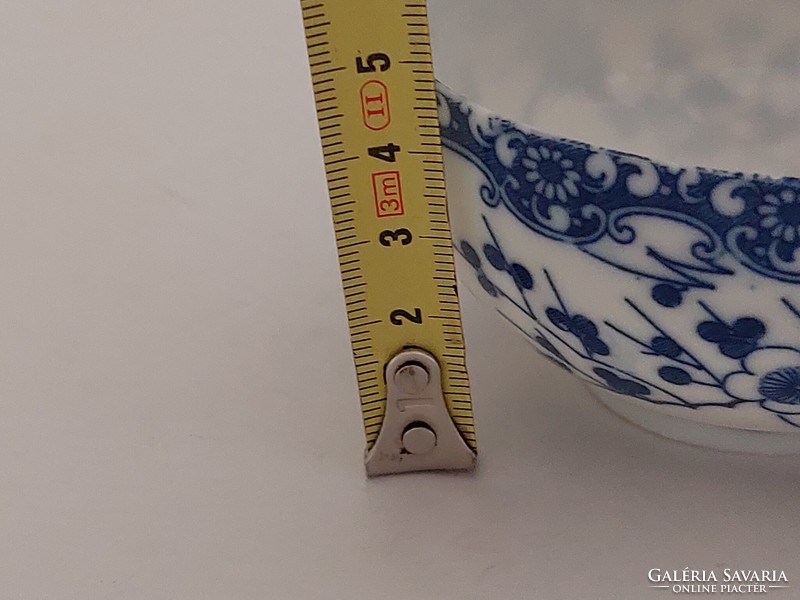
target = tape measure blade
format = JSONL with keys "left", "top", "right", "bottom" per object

{"left": 301, "top": 0, "right": 477, "bottom": 459}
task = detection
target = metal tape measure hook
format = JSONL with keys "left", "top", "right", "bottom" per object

{"left": 365, "top": 348, "right": 476, "bottom": 476}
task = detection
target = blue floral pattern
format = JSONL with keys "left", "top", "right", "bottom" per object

{"left": 758, "top": 190, "right": 800, "bottom": 247}
{"left": 759, "top": 367, "right": 800, "bottom": 406}
{"left": 522, "top": 145, "right": 581, "bottom": 202}
{"left": 593, "top": 368, "right": 650, "bottom": 398}
{"left": 437, "top": 83, "right": 800, "bottom": 296}
{"left": 543, "top": 269, "right": 610, "bottom": 357}
{"left": 696, "top": 308, "right": 766, "bottom": 359}
{"left": 456, "top": 216, "right": 800, "bottom": 427}
{"left": 439, "top": 82, "right": 800, "bottom": 430}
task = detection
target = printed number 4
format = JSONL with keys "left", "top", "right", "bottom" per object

{"left": 368, "top": 143, "right": 400, "bottom": 163}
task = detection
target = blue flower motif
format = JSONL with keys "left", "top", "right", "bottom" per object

{"left": 534, "top": 335, "right": 573, "bottom": 372}
{"left": 650, "top": 335, "right": 683, "bottom": 359}
{"left": 697, "top": 316, "right": 766, "bottom": 359}
{"left": 759, "top": 366, "right": 800, "bottom": 405}
{"left": 546, "top": 308, "right": 610, "bottom": 356}
{"left": 725, "top": 348, "right": 800, "bottom": 415}
{"left": 757, "top": 189, "right": 800, "bottom": 244}
{"left": 651, "top": 283, "right": 685, "bottom": 308}
{"left": 483, "top": 243, "right": 534, "bottom": 290}
{"left": 458, "top": 240, "right": 498, "bottom": 297}
{"left": 658, "top": 366, "right": 693, "bottom": 385}
{"left": 535, "top": 334, "right": 564, "bottom": 360}
{"left": 593, "top": 367, "right": 650, "bottom": 397}
{"left": 521, "top": 145, "right": 581, "bottom": 203}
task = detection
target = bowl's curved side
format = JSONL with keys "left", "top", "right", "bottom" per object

{"left": 437, "top": 81, "right": 800, "bottom": 435}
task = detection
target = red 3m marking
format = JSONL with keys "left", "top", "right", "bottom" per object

{"left": 372, "top": 170, "right": 404, "bottom": 218}
{"left": 360, "top": 80, "right": 391, "bottom": 131}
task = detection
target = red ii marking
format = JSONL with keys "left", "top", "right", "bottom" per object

{"left": 360, "top": 80, "right": 391, "bottom": 131}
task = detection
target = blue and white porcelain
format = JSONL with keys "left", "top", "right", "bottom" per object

{"left": 437, "top": 81, "right": 800, "bottom": 453}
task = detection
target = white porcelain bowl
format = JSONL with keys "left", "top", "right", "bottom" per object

{"left": 432, "top": 1, "right": 800, "bottom": 452}
{"left": 431, "top": 0, "right": 800, "bottom": 452}
{"left": 439, "top": 82, "right": 800, "bottom": 453}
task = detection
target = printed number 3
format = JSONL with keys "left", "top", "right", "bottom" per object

{"left": 379, "top": 199, "right": 400, "bottom": 214}
{"left": 379, "top": 228, "right": 413, "bottom": 246}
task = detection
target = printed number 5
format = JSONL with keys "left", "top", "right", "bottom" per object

{"left": 356, "top": 52, "right": 391, "bottom": 73}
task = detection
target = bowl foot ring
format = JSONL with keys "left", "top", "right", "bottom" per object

{"left": 588, "top": 387, "right": 800, "bottom": 455}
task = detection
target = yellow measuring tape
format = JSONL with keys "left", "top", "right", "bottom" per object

{"left": 300, "top": 0, "right": 476, "bottom": 472}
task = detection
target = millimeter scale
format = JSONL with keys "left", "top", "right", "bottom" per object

{"left": 300, "top": 0, "right": 476, "bottom": 475}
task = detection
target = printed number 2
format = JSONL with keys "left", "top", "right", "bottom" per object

{"left": 356, "top": 52, "right": 391, "bottom": 73}
{"left": 390, "top": 308, "right": 423, "bottom": 325}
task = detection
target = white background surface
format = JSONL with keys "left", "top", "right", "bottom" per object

{"left": 2, "top": 2, "right": 799, "bottom": 599}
